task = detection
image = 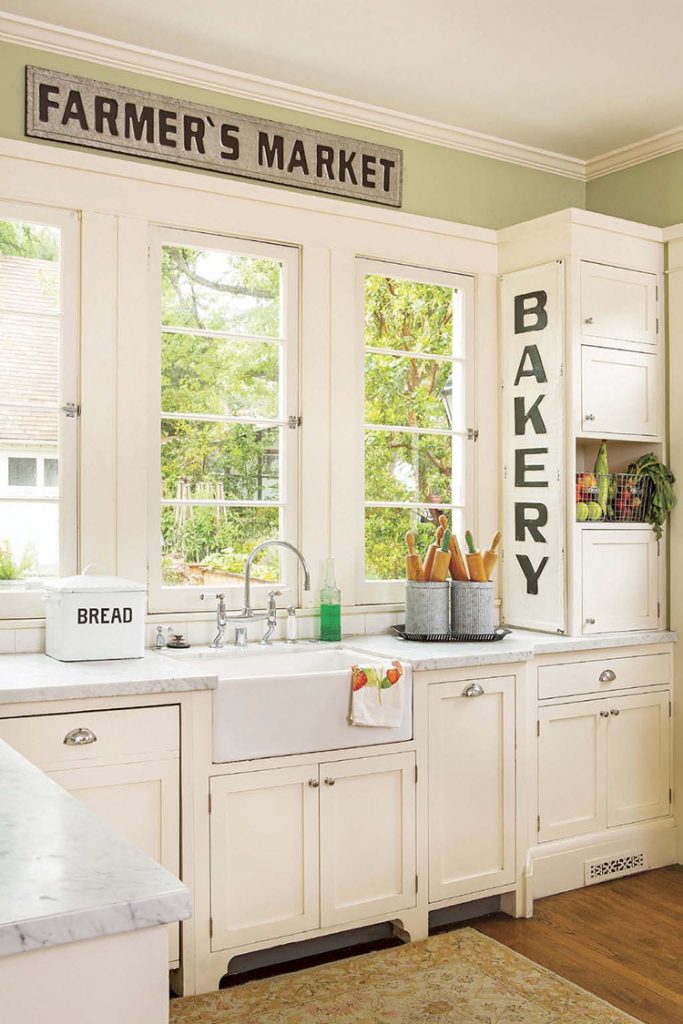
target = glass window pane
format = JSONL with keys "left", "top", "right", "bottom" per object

{"left": 0, "top": 314, "right": 60, "bottom": 407}
{"left": 161, "top": 420, "right": 280, "bottom": 502}
{"left": 0, "top": 222, "right": 60, "bottom": 316}
{"left": 365, "top": 430, "right": 453, "bottom": 505}
{"left": 44, "top": 458, "right": 59, "bottom": 487}
{"left": 161, "top": 504, "right": 280, "bottom": 587}
{"left": 8, "top": 457, "right": 37, "bottom": 486}
{"left": 365, "top": 352, "right": 453, "bottom": 430}
{"left": 364, "top": 274, "right": 456, "bottom": 356}
{"left": 365, "top": 507, "right": 464, "bottom": 582}
{"left": 161, "top": 332, "right": 280, "bottom": 419}
{"left": 161, "top": 245, "right": 283, "bottom": 338}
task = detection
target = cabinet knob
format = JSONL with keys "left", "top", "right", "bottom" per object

{"left": 308, "top": 778, "right": 319, "bottom": 788}
{"left": 63, "top": 727, "right": 97, "bottom": 746}
{"left": 599, "top": 669, "right": 616, "bottom": 683}
{"left": 600, "top": 710, "right": 610, "bottom": 718}
{"left": 323, "top": 777, "right": 336, "bottom": 786}
{"left": 463, "top": 682, "right": 484, "bottom": 698}
{"left": 610, "top": 708, "right": 620, "bottom": 716}
{"left": 584, "top": 413, "right": 596, "bottom": 421}
{"left": 585, "top": 617, "right": 596, "bottom": 625}
{"left": 584, "top": 317, "right": 594, "bottom": 324}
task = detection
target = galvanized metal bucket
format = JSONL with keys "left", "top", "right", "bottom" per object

{"left": 450, "top": 580, "right": 495, "bottom": 636}
{"left": 405, "top": 581, "right": 450, "bottom": 636}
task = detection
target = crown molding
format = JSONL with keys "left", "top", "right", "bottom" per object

{"left": 0, "top": 12, "right": 586, "bottom": 181}
{"left": 585, "top": 126, "right": 683, "bottom": 180}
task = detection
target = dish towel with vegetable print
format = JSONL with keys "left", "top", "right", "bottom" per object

{"left": 350, "top": 661, "right": 404, "bottom": 727}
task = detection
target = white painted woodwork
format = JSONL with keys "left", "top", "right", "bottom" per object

{"left": 538, "top": 701, "right": 606, "bottom": 842}
{"left": 580, "top": 262, "right": 657, "bottom": 348}
{"left": 537, "top": 652, "right": 671, "bottom": 700}
{"left": 0, "top": 925, "right": 170, "bottom": 1024}
{"left": 606, "top": 690, "right": 670, "bottom": 827}
{"left": 581, "top": 346, "right": 658, "bottom": 436}
{"left": 48, "top": 759, "right": 181, "bottom": 963}
{"left": 581, "top": 528, "right": 659, "bottom": 634}
{"left": 428, "top": 676, "right": 515, "bottom": 901}
{"left": 318, "top": 752, "right": 416, "bottom": 926}
{"left": 209, "top": 765, "right": 320, "bottom": 950}
{"left": 0, "top": 705, "right": 179, "bottom": 769}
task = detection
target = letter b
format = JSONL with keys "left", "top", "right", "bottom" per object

{"left": 514, "top": 291, "right": 548, "bottom": 334}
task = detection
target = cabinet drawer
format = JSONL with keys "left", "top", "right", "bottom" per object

{"left": 538, "top": 653, "right": 670, "bottom": 701}
{"left": 0, "top": 705, "right": 179, "bottom": 769}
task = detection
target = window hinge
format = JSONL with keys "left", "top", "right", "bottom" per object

{"left": 467, "top": 427, "right": 479, "bottom": 442}
{"left": 537, "top": 720, "right": 540, "bottom": 737}
{"left": 60, "top": 402, "right": 80, "bottom": 418}
{"left": 288, "top": 415, "right": 302, "bottom": 429}
{"left": 537, "top": 814, "right": 541, "bottom": 833}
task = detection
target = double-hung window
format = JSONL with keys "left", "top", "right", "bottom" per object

{"left": 359, "top": 259, "right": 473, "bottom": 600}
{"left": 0, "top": 204, "right": 78, "bottom": 616}
{"left": 148, "top": 229, "right": 299, "bottom": 612}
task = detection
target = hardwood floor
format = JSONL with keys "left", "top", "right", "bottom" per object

{"left": 472, "top": 866, "right": 683, "bottom": 1024}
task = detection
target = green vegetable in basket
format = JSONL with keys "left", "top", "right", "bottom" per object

{"left": 627, "top": 453, "right": 676, "bottom": 541}
{"left": 594, "top": 441, "right": 610, "bottom": 516}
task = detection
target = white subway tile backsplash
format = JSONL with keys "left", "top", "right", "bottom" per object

{"left": 341, "top": 613, "right": 366, "bottom": 636}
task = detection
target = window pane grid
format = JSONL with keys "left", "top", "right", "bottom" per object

{"left": 161, "top": 324, "right": 286, "bottom": 346}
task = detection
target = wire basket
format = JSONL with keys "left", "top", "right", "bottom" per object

{"left": 575, "top": 473, "right": 653, "bottom": 524}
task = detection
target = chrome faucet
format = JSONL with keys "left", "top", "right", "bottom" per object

{"left": 200, "top": 541, "right": 311, "bottom": 648}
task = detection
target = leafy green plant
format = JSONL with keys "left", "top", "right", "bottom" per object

{"left": 627, "top": 453, "right": 676, "bottom": 541}
{"left": 0, "top": 540, "right": 37, "bottom": 580}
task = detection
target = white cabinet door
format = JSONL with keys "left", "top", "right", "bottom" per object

{"left": 606, "top": 691, "right": 670, "bottom": 827}
{"left": 580, "top": 263, "right": 657, "bottom": 347}
{"left": 582, "top": 527, "right": 659, "bottom": 634}
{"left": 581, "top": 346, "right": 658, "bottom": 437}
{"left": 50, "top": 759, "right": 181, "bottom": 964}
{"left": 319, "top": 752, "right": 416, "bottom": 927}
{"left": 428, "top": 676, "right": 515, "bottom": 902}
{"left": 538, "top": 701, "right": 607, "bottom": 842}
{"left": 209, "top": 765, "right": 319, "bottom": 950}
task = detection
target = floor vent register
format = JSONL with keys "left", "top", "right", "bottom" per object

{"left": 584, "top": 851, "right": 646, "bottom": 885}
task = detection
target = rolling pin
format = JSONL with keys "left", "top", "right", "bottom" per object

{"left": 439, "top": 515, "right": 468, "bottom": 582}
{"left": 405, "top": 531, "right": 423, "bottom": 581}
{"left": 430, "top": 530, "right": 451, "bottom": 582}
{"left": 464, "top": 530, "right": 487, "bottom": 582}
{"left": 423, "top": 525, "right": 444, "bottom": 582}
{"left": 482, "top": 531, "right": 502, "bottom": 580}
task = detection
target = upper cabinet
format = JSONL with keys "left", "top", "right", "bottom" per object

{"left": 581, "top": 346, "right": 659, "bottom": 437}
{"left": 580, "top": 262, "right": 658, "bottom": 349}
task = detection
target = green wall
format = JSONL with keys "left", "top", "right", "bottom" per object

{"left": 0, "top": 40, "right": 585, "bottom": 230}
{"left": 587, "top": 151, "right": 683, "bottom": 228}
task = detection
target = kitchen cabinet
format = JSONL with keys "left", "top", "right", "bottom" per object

{"left": 209, "top": 751, "right": 416, "bottom": 951}
{"left": 209, "top": 764, "right": 320, "bottom": 950}
{"left": 428, "top": 676, "right": 515, "bottom": 902}
{"left": 0, "top": 706, "right": 181, "bottom": 965}
{"left": 319, "top": 752, "right": 416, "bottom": 927}
{"left": 581, "top": 527, "right": 659, "bottom": 634}
{"left": 538, "top": 691, "right": 670, "bottom": 843}
{"left": 580, "top": 262, "right": 658, "bottom": 348}
{"left": 581, "top": 345, "right": 658, "bottom": 437}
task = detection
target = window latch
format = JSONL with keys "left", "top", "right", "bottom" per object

{"left": 288, "top": 415, "right": 302, "bottom": 429}
{"left": 467, "top": 427, "right": 479, "bottom": 442}
{"left": 60, "top": 402, "right": 81, "bottom": 418}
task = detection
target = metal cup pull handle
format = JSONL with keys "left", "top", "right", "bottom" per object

{"left": 599, "top": 669, "right": 616, "bottom": 683}
{"left": 63, "top": 727, "right": 97, "bottom": 746}
{"left": 463, "top": 683, "right": 484, "bottom": 698}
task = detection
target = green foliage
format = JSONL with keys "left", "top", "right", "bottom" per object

{"left": 628, "top": 453, "right": 677, "bottom": 541}
{"left": 0, "top": 221, "right": 59, "bottom": 261}
{"left": 0, "top": 539, "right": 37, "bottom": 580}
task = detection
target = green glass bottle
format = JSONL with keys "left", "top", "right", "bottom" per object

{"left": 319, "top": 557, "right": 341, "bottom": 642}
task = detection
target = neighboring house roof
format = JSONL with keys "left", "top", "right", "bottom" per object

{"left": 0, "top": 255, "right": 60, "bottom": 446}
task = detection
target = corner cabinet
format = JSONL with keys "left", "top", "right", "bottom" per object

{"left": 209, "top": 751, "right": 417, "bottom": 952}
{"left": 581, "top": 527, "right": 660, "bottom": 633}
{"left": 428, "top": 675, "right": 515, "bottom": 902}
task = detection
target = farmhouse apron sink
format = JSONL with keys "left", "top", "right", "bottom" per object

{"left": 169, "top": 646, "right": 413, "bottom": 761}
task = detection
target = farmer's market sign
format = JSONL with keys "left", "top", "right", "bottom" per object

{"left": 25, "top": 66, "right": 403, "bottom": 207}
{"left": 501, "top": 261, "right": 566, "bottom": 634}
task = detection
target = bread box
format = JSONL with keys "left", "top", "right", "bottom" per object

{"left": 43, "top": 570, "right": 146, "bottom": 661}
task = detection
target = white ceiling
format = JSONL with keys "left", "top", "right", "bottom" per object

{"left": 3, "top": 0, "right": 682, "bottom": 160}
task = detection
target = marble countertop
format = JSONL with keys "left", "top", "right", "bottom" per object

{"left": 344, "top": 628, "right": 676, "bottom": 670}
{"left": 0, "top": 652, "right": 217, "bottom": 704}
{"left": 0, "top": 739, "right": 190, "bottom": 957}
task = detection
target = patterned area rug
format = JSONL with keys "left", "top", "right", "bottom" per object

{"left": 170, "top": 927, "right": 642, "bottom": 1023}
